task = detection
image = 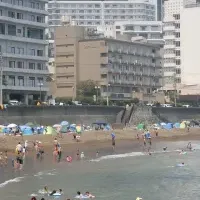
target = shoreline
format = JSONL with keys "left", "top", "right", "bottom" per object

{"left": 0, "top": 128, "right": 200, "bottom": 155}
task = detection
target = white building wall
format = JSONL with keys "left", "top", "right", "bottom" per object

{"left": 180, "top": 6, "right": 200, "bottom": 86}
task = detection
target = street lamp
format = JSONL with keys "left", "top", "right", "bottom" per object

{"left": 38, "top": 82, "right": 43, "bottom": 101}
{"left": 106, "top": 84, "right": 110, "bottom": 106}
{"left": 95, "top": 86, "right": 100, "bottom": 103}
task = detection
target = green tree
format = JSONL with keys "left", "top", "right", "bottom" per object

{"left": 77, "top": 80, "right": 98, "bottom": 97}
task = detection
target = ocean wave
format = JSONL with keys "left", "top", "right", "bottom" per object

{"left": 90, "top": 152, "right": 145, "bottom": 162}
{"left": 0, "top": 177, "right": 24, "bottom": 188}
{"left": 90, "top": 149, "right": 186, "bottom": 162}
{"left": 34, "top": 170, "right": 57, "bottom": 177}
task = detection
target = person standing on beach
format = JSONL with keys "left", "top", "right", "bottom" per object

{"left": 111, "top": 133, "right": 116, "bottom": 150}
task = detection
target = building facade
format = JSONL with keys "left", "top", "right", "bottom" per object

{"left": 48, "top": 0, "right": 156, "bottom": 27}
{"left": 114, "top": 21, "right": 164, "bottom": 45}
{"left": 0, "top": 0, "right": 49, "bottom": 104}
{"left": 180, "top": 4, "right": 200, "bottom": 94}
{"left": 163, "top": 0, "right": 183, "bottom": 90}
{"left": 55, "top": 26, "right": 162, "bottom": 101}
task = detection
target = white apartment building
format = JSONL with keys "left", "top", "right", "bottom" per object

{"left": 0, "top": 0, "right": 49, "bottom": 104}
{"left": 180, "top": 3, "right": 200, "bottom": 94}
{"left": 114, "top": 21, "right": 164, "bottom": 45}
{"left": 163, "top": 0, "right": 183, "bottom": 90}
{"left": 48, "top": 0, "right": 156, "bottom": 27}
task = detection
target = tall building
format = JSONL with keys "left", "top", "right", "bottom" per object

{"left": 55, "top": 26, "right": 162, "bottom": 101}
{"left": 0, "top": 0, "right": 49, "bottom": 104}
{"left": 48, "top": 0, "right": 156, "bottom": 27}
{"left": 114, "top": 21, "right": 164, "bottom": 45}
{"left": 48, "top": 0, "right": 157, "bottom": 81}
{"left": 163, "top": 0, "right": 183, "bottom": 90}
{"left": 180, "top": 4, "right": 200, "bottom": 94}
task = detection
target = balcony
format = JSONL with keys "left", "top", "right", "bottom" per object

{"left": 3, "top": 85, "right": 49, "bottom": 91}
{"left": 164, "top": 63, "right": 176, "bottom": 67}
{"left": 0, "top": 2, "right": 48, "bottom": 15}
{"left": 163, "top": 26, "right": 175, "bottom": 31}
{"left": 3, "top": 67, "right": 49, "bottom": 75}
{"left": 0, "top": 16, "right": 48, "bottom": 28}
{"left": 100, "top": 68, "right": 108, "bottom": 74}
{"left": 163, "top": 35, "right": 175, "bottom": 40}
{"left": 164, "top": 54, "right": 176, "bottom": 59}
{"left": 164, "top": 44, "right": 175, "bottom": 49}
{"left": 101, "top": 57, "right": 108, "bottom": 64}
{"left": 3, "top": 53, "right": 48, "bottom": 61}
{"left": 0, "top": 34, "right": 48, "bottom": 45}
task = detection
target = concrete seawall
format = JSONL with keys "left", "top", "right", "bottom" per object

{"left": 152, "top": 107, "right": 200, "bottom": 122}
{"left": 0, "top": 106, "right": 124, "bottom": 125}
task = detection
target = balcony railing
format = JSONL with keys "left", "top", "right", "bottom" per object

{"left": 3, "top": 53, "right": 48, "bottom": 61}
{"left": 0, "top": 16, "right": 48, "bottom": 28}
{"left": 3, "top": 67, "right": 49, "bottom": 75}
{"left": 2, "top": 85, "right": 49, "bottom": 91}
{"left": 0, "top": 2, "right": 48, "bottom": 15}
{"left": 0, "top": 34, "right": 48, "bottom": 45}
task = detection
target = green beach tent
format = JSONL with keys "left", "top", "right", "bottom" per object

{"left": 137, "top": 123, "right": 144, "bottom": 130}
{"left": 44, "top": 126, "right": 57, "bottom": 135}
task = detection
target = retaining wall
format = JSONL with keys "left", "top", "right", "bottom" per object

{"left": 0, "top": 106, "right": 123, "bottom": 125}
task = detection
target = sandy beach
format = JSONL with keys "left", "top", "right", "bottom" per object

{"left": 1, "top": 127, "right": 200, "bottom": 154}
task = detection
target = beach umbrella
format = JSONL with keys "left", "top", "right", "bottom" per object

{"left": 76, "top": 125, "right": 82, "bottom": 134}
{"left": 60, "top": 121, "right": 69, "bottom": 126}
{"left": 53, "top": 124, "right": 61, "bottom": 128}
{"left": 60, "top": 125, "right": 68, "bottom": 133}
{"left": 7, "top": 123, "right": 17, "bottom": 128}
{"left": 44, "top": 126, "right": 57, "bottom": 135}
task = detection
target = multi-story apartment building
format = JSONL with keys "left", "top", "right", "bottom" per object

{"left": 114, "top": 21, "right": 164, "bottom": 45}
{"left": 0, "top": 0, "right": 49, "bottom": 104}
{"left": 55, "top": 26, "right": 162, "bottom": 101}
{"left": 47, "top": 0, "right": 157, "bottom": 69}
{"left": 180, "top": 2, "right": 200, "bottom": 95}
{"left": 163, "top": 0, "right": 183, "bottom": 90}
{"left": 48, "top": 0, "right": 156, "bottom": 27}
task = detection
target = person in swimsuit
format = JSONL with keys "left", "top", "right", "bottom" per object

{"left": 76, "top": 149, "right": 80, "bottom": 160}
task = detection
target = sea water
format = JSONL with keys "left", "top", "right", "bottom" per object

{"left": 0, "top": 141, "right": 200, "bottom": 200}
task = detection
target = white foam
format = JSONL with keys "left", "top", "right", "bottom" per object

{"left": 90, "top": 152, "right": 145, "bottom": 162}
{"left": 0, "top": 177, "right": 24, "bottom": 188}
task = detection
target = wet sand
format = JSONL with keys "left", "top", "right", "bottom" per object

{"left": 0, "top": 127, "right": 199, "bottom": 155}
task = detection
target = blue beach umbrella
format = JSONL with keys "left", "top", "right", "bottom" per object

{"left": 60, "top": 121, "right": 69, "bottom": 126}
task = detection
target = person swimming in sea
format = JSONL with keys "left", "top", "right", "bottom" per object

{"left": 163, "top": 147, "right": 167, "bottom": 151}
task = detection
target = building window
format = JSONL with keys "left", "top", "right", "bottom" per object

{"left": 31, "top": 15, "right": 35, "bottom": 21}
{"left": 18, "top": 76, "right": 24, "bottom": 86}
{"left": 37, "top": 77, "right": 43, "bottom": 83}
{"left": 9, "top": 76, "right": 15, "bottom": 86}
{"left": 29, "top": 62, "right": 35, "bottom": 69}
{"left": 175, "top": 41, "right": 180, "bottom": 47}
{"left": 29, "top": 77, "right": 35, "bottom": 87}
{"left": 37, "top": 50, "right": 43, "bottom": 56}
{"left": 17, "top": 0, "right": 23, "bottom": 6}
{"left": 31, "top": 2, "right": 35, "bottom": 8}
{"left": 17, "top": 61, "right": 24, "bottom": 68}
{"left": 0, "top": 10, "right": 2, "bottom": 16}
{"left": 175, "top": 51, "right": 180, "bottom": 56}
{"left": 9, "top": 61, "right": 15, "bottom": 68}
{"left": 176, "top": 60, "right": 181, "bottom": 65}
{"left": 30, "top": 49, "right": 35, "bottom": 56}
{"left": 17, "top": 29, "right": 22, "bottom": 34}
{"left": 17, "top": 13, "right": 23, "bottom": 19}
{"left": 8, "top": 25, "right": 16, "bottom": 36}
{"left": 36, "top": 3, "right": 39, "bottom": 9}
{"left": 0, "top": 23, "right": 5, "bottom": 34}
{"left": 36, "top": 16, "right": 43, "bottom": 23}
{"left": 8, "top": 11, "right": 15, "bottom": 18}
{"left": 37, "top": 63, "right": 43, "bottom": 70}
{"left": 11, "top": 47, "right": 15, "bottom": 54}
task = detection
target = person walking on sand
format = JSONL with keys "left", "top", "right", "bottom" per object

{"left": 111, "top": 133, "right": 116, "bottom": 150}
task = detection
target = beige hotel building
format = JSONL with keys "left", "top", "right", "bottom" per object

{"left": 54, "top": 26, "right": 163, "bottom": 101}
